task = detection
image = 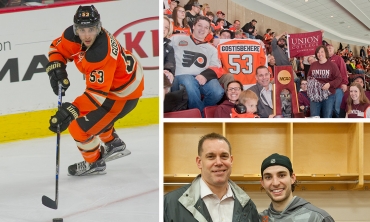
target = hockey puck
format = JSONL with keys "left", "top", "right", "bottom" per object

{"left": 52, "top": 218, "right": 63, "bottom": 222}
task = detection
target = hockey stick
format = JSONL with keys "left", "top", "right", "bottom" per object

{"left": 42, "top": 83, "right": 63, "bottom": 209}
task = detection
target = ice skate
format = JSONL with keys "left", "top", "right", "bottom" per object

{"left": 68, "top": 157, "right": 106, "bottom": 176}
{"left": 100, "top": 135, "right": 131, "bottom": 162}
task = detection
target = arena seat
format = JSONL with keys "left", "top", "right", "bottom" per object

{"left": 163, "top": 108, "right": 202, "bottom": 118}
{"left": 203, "top": 105, "right": 218, "bottom": 118}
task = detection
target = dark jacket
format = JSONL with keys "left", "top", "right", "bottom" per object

{"left": 214, "top": 100, "right": 234, "bottom": 118}
{"left": 271, "top": 38, "right": 290, "bottom": 66}
{"left": 223, "top": 20, "right": 233, "bottom": 29}
{"left": 164, "top": 175, "right": 260, "bottom": 222}
{"left": 186, "top": 11, "right": 198, "bottom": 32}
{"left": 164, "top": 38, "right": 176, "bottom": 75}
{"left": 360, "top": 48, "right": 366, "bottom": 57}
{"left": 241, "top": 21, "right": 255, "bottom": 35}
{"left": 298, "top": 91, "right": 310, "bottom": 107}
{"left": 249, "top": 83, "right": 273, "bottom": 118}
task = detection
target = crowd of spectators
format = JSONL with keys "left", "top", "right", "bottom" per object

{"left": 163, "top": 0, "right": 370, "bottom": 118}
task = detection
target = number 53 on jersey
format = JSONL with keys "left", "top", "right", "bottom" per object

{"left": 217, "top": 39, "right": 267, "bottom": 88}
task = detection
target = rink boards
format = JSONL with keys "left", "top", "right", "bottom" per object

{"left": 0, "top": 1, "right": 159, "bottom": 142}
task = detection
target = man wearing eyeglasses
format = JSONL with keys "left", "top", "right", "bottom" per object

{"left": 249, "top": 66, "right": 274, "bottom": 118}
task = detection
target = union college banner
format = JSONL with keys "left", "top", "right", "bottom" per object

{"left": 286, "top": 30, "right": 322, "bottom": 58}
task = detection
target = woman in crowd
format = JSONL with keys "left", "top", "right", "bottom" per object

{"left": 172, "top": 6, "right": 191, "bottom": 35}
{"left": 346, "top": 82, "right": 370, "bottom": 118}
{"left": 200, "top": 3, "right": 210, "bottom": 16}
{"left": 163, "top": 16, "right": 175, "bottom": 83}
{"left": 307, "top": 45, "right": 341, "bottom": 118}
{"left": 298, "top": 79, "right": 310, "bottom": 117}
{"left": 214, "top": 81, "right": 243, "bottom": 118}
{"left": 340, "top": 75, "right": 370, "bottom": 117}
{"left": 164, "top": 16, "right": 188, "bottom": 113}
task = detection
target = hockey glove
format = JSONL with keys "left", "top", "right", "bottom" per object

{"left": 49, "top": 102, "right": 79, "bottom": 133}
{"left": 234, "top": 103, "right": 246, "bottom": 114}
{"left": 46, "top": 61, "right": 70, "bottom": 96}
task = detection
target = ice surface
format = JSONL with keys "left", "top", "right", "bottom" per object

{"left": 0, "top": 125, "right": 159, "bottom": 222}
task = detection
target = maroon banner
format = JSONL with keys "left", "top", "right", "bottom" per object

{"left": 287, "top": 31, "right": 322, "bottom": 58}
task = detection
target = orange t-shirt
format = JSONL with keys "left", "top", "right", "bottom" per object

{"left": 48, "top": 26, "right": 144, "bottom": 106}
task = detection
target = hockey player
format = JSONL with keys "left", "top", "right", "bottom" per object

{"left": 260, "top": 153, "right": 335, "bottom": 221}
{"left": 46, "top": 5, "right": 144, "bottom": 176}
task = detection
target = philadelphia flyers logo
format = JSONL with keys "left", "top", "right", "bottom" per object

{"left": 182, "top": 50, "right": 207, "bottom": 68}
{"left": 262, "top": 215, "right": 269, "bottom": 222}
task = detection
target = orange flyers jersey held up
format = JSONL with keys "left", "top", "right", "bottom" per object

{"left": 217, "top": 39, "right": 267, "bottom": 88}
{"left": 48, "top": 26, "right": 144, "bottom": 105}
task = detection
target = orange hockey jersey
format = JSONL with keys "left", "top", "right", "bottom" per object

{"left": 48, "top": 26, "right": 144, "bottom": 106}
{"left": 217, "top": 39, "right": 267, "bottom": 88}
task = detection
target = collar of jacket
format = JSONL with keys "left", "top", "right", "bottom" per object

{"left": 164, "top": 38, "right": 171, "bottom": 45}
{"left": 178, "top": 174, "right": 252, "bottom": 222}
{"left": 255, "top": 82, "right": 272, "bottom": 92}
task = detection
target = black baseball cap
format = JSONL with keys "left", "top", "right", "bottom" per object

{"left": 261, "top": 153, "right": 293, "bottom": 175}
{"left": 352, "top": 75, "right": 364, "bottom": 82}
{"left": 193, "top": 2, "right": 202, "bottom": 7}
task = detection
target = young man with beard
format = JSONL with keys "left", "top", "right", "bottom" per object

{"left": 260, "top": 153, "right": 335, "bottom": 222}
{"left": 164, "top": 133, "right": 259, "bottom": 222}
{"left": 271, "top": 32, "right": 301, "bottom": 92}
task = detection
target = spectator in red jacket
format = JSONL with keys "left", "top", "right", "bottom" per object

{"left": 298, "top": 79, "right": 310, "bottom": 117}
